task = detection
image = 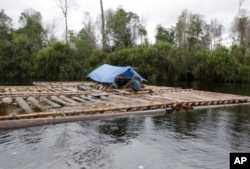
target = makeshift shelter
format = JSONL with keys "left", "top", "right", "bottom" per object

{"left": 87, "top": 64, "right": 145, "bottom": 84}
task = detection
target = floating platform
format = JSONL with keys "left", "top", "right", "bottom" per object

{"left": 0, "top": 82, "right": 250, "bottom": 129}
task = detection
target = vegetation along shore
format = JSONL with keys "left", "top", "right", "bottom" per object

{"left": 0, "top": 0, "right": 250, "bottom": 84}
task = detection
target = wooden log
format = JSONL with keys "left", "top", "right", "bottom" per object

{"left": 40, "top": 96, "right": 60, "bottom": 108}
{"left": 2, "top": 97, "right": 12, "bottom": 104}
{"left": 91, "top": 92, "right": 109, "bottom": 98}
{"left": 62, "top": 87, "right": 78, "bottom": 92}
{"left": 59, "top": 95, "right": 77, "bottom": 104}
{"left": 0, "top": 109, "right": 168, "bottom": 129}
{"left": 27, "top": 96, "right": 44, "bottom": 110}
{"left": 0, "top": 104, "right": 166, "bottom": 120}
{"left": 51, "top": 96, "right": 72, "bottom": 105}
{"left": 15, "top": 97, "right": 32, "bottom": 113}
{"left": 71, "top": 96, "right": 86, "bottom": 102}
{"left": 78, "top": 85, "right": 88, "bottom": 91}
{"left": 79, "top": 95, "right": 96, "bottom": 103}
{"left": 0, "top": 102, "right": 170, "bottom": 121}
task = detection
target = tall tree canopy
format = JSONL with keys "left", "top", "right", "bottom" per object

{"left": 0, "top": 9, "right": 12, "bottom": 44}
{"left": 106, "top": 7, "right": 147, "bottom": 49}
{"left": 175, "top": 10, "right": 208, "bottom": 52}
{"left": 155, "top": 25, "right": 175, "bottom": 45}
{"left": 17, "top": 8, "right": 45, "bottom": 51}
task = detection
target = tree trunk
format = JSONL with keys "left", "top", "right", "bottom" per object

{"left": 65, "top": 12, "right": 68, "bottom": 44}
{"left": 100, "top": 0, "right": 106, "bottom": 50}
{"left": 65, "top": 0, "right": 68, "bottom": 44}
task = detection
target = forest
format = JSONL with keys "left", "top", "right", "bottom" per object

{"left": 0, "top": 1, "right": 250, "bottom": 84}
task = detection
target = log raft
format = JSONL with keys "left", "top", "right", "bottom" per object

{"left": 0, "top": 82, "right": 250, "bottom": 129}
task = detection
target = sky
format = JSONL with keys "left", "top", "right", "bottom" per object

{"left": 0, "top": 0, "right": 249, "bottom": 43}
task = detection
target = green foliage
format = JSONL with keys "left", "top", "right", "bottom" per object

{"left": 206, "top": 46, "right": 238, "bottom": 82}
{"left": 18, "top": 8, "right": 46, "bottom": 51}
{"left": 192, "top": 48, "right": 210, "bottom": 80}
{"left": 1, "top": 8, "right": 250, "bottom": 84}
{"left": 0, "top": 10, "right": 14, "bottom": 78}
{"left": 82, "top": 49, "right": 107, "bottom": 77}
{"left": 0, "top": 9, "right": 12, "bottom": 45}
{"left": 106, "top": 7, "right": 147, "bottom": 48}
{"left": 156, "top": 25, "right": 175, "bottom": 45}
{"left": 69, "top": 28, "right": 96, "bottom": 59}
{"left": 103, "top": 42, "right": 181, "bottom": 83}
{"left": 32, "top": 42, "right": 81, "bottom": 80}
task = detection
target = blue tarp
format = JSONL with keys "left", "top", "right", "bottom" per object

{"left": 87, "top": 64, "right": 145, "bottom": 83}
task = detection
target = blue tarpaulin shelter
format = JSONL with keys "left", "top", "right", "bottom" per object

{"left": 87, "top": 64, "right": 145, "bottom": 84}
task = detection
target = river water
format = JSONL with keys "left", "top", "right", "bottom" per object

{"left": 0, "top": 82, "right": 250, "bottom": 169}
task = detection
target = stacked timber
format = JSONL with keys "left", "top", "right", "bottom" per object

{"left": 0, "top": 82, "right": 250, "bottom": 129}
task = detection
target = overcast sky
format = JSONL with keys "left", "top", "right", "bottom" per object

{"left": 1, "top": 0, "right": 249, "bottom": 43}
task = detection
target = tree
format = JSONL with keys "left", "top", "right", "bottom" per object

{"left": 1, "top": 8, "right": 46, "bottom": 79}
{"left": 100, "top": 0, "right": 107, "bottom": 50}
{"left": 106, "top": 7, "right": 147, "bottom": 48}
{"left": 0, "top": 9, "right": 12, "bottom": 52}
{"left": 208, "top": 46, "right": 239, "bottom": 82}
{"left": 175, "top": 10, "right": 189, "bottom": 49}
{"left": 0, "top": 9, "right": 12, "bottom": 45}
{"left": 231, "top": 0, "right": 250, "bottom": 47}
{"left": 0, "top": 10, "right": 13, "bottom": 78}
{"left": 82, "top": 12, "right": 96, "bottom": 50}
{"left": 68, "top": 28, "right": 96, "bottom": 59}
{"left": 155, "top": 25, "right": 175, "bottom": 45}
{"left": 232, "top": 15, "right": 249, "bottom": 47}
{"left": 57, "top": 0, "right": 76, "bottom": 44}
{"left": 207, "top": 19, "right": 223, "bottom": 50}
{"left": 18, "top": 8, "right": 46, "bottom": 51}
{"left": 44, "top": 19, "right": 58, "bottom": 46}
{"left": 186, "top": 13, "right": 204, "bottom": 52}
{"left": 68, "top": 12, "right": 96, "bottom": 59}
{"left": 33, "top": 42, "right": 80, "bottom": 80}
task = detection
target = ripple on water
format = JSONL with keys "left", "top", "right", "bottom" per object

{"left": 0, "top": 105, "right": 250, "bottom": 169}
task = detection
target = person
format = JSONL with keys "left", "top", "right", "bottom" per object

{"left": 131, "top": 78, "right": 141, "bottom": 92}
{"left": 123, "top": 76, "right": 141, "bottom": 92}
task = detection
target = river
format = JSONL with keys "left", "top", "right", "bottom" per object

{"left": 0, "top": 82, "right": 250, "bottom": 169}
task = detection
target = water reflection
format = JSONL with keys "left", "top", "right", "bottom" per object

{"left": 18, "top": 127, "right": 45, "bottom": 144}
{"left": 0, "top": 105, "right": 250, "bottom": 169}
{"left": 0, "top": 131, "right": 12, "bottom": 144}
{"left": 225, "top": 105, "right": 250, "bottom": 151}
{"left": 152, "top": 109, "right": 221, "bottom": 139}
{"left": 98, "top": 117, "right": 145, "bottom": 144}
{"left": 165, "top": 81, "right": 250, "bottom": 96}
